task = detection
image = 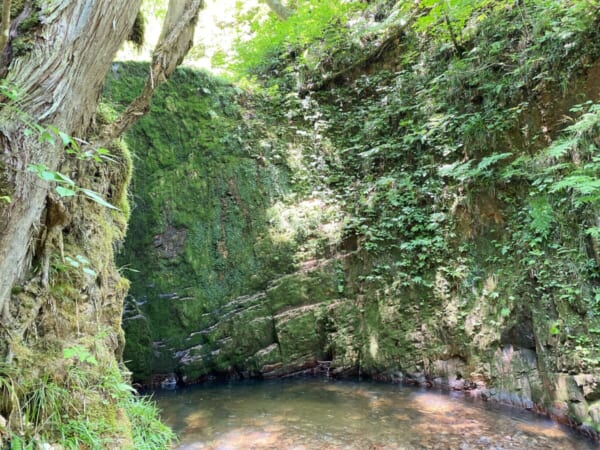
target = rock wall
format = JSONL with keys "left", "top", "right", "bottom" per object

{"left": 109, "top": 3, "right": 600, "bottom": 437}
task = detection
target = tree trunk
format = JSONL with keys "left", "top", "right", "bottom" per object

{"left": 0, "top": 0, "right": 206, "bottom": 443}
{"left": 0, "top": 0, "right": 10, "bottom": 51}
{"left": 264, "top": 0, "right": 293, "bottom": 20}
{"left": 0, "top": 1, "right": 141, "bottom": 318}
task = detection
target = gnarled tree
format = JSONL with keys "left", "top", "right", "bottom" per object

{"left": 0, "top": 0, "right": 202, "bottom": 445}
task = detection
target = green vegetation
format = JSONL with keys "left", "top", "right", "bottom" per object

{"left": 0, "top": 341, "right": 174, "bottom": 449}
{"left": 6, "top": 0, "right": 598, "bottom": 442}
{"left": 230, "top": 0, "right": 366, "bottom": 74}
{"left": 104, "top": 64, "right": 297, "bottom": 379}
{"left": 0, "top": 82, "right": 119, "bottom": 210}
{"left": 111, "top": 0, "right": 600, "bottom": 434}
{"left": 1, "top": 70, "right": 171, "bottom": 448}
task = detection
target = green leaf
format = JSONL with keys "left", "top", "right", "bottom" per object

{"left": 545, "top": 138, "right": 576, "bottom": 158}
{"left": 27, "top": 164, "right": 76, "bottom": 186}
{"left": 585, "top": 227, "right": 600, "bottom": 238}
{"left": 26, "top": 163, "right": 46, "bottom": 173}
{"left": 528, "top": 196, "right": 554, "bottom": 238}
{"left": 10, "top": 435, "right": 23, "bottom": 450}
{"left": 54, "top": 172, "right": 76, "bottom": 186}
{"left": 79, "top": 188, "right": 119, "bottom": 210}
{"left": 39, "top": 170, "right": 60, "bottom": 182}
{"left": 115, "top": 382, "right": 136, "bottom": 393}
{"left": 38, "top": 129, "right": 55, "bottom": 145}
{"left": 58, "top": 131, "right": 73, "bottom": 147}
{"left": 55, "top": 186, "right": 76, "bottom": 197}
{"left": 476, "top": 152, "right": 512, "bottom": 171}
{"left": 550, "top": 175, "right": 600, "bottom": 195}
{"left": 63, "top": 347, "right": 79, "bottom": 359}
{"left": 83, "top": 267, "right": 97, "bottom": 277}
{"left": 65, "top": 257, "right": 80, "bottom": 268}
{"left": 95, "top": 147, "right": 117, "bottom": 162}
{"left": 438, "top": 160, "right": 472, "bottom": 180}
{"left": 63, "top": 345, "right": 98, "bottom": 366}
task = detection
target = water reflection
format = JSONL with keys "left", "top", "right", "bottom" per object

{"left": 150, "top": 378, "right": 595, "bottom": 449}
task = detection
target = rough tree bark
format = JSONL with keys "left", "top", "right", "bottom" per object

{"left": 0, "top": 0, "right": 204, "bottom": 322}
{"left": 0, "top": 0, "right": 143, "bottom": 319}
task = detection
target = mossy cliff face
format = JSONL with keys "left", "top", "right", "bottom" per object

{"left": 112, "top": 2, "right": 600, "bottom": 437}
{"left": 104, "top": 64, "right": 299, "bottom": 380}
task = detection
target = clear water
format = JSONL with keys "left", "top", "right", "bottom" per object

{"left": 151, "top": 378, "right": 597, "bottom": 449}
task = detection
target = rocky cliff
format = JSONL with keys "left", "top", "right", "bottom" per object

{"left": 109, "top": 1, "right": 600, "bottom": 437}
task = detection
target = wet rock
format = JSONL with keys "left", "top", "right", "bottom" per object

{"left": 500, "top": 311, "right": 536, "bottom": 350}
{"left": 574, "top": 374, "right": 600, "bottom": 402}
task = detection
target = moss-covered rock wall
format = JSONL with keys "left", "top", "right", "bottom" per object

{"left": 109, "top": 1, "right": 600, "bottom": 437}
{"left": 104, "top": 64, "right": 301, "bottom": 380}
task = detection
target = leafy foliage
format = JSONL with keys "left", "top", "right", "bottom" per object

{"left": 546, "top": 103, "right": 600, "bottom": 209}
{"left": 63, "top": 345, "right": 99, "bottom": 366}
{"left": 125, "top": 396, "right": 177, "bottom": 450}
{"left": 231, "top": 0, "right": 365, "bottom": 74}
{"left": 27, "top": 163, "right": 119, "bottom": 210}
{"left": 2, "top": 80, "right": 117, "bottom": 210}
{"left": 105, "top": 0, "right": 600, "bottom": 414}
{"left": 230, "top": 0, "right": 600, "bottom": 369}
{"left": 412, "top": 0, "right": 491, "bottom": 51}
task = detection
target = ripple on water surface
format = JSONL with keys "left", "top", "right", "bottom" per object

{"left": 150, "top": 378, "right": 597, "bottom": 450}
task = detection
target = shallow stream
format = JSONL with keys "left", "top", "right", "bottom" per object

{"left": 151, "top": 378, "right": 596, "bottom": 449}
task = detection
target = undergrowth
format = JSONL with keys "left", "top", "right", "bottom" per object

{"left": 0, "top": 353, "right": 175, "bottom": 449}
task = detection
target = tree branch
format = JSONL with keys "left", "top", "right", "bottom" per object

{"left": 0, "top": 0, "right": 11, "bottom": 51}
{"left": 101, "top": 0, "right": 203, "bottom": 140}
{"left": 264, "top": 0, "right": 293, "bottom": 21}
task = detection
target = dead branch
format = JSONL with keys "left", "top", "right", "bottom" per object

{"left": 101, "top": 0, "right": 204, "bottom": 141}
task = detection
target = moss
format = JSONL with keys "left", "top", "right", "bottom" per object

{"left": 107, "top": 139, "right": 133, "bottom": 238}
{"left": 102, "top": 64, "right": 298, "bottom": 380}
{"left": 127, "top": 10, "right": 145, "bottom": 50}
{"left": 0, "top": 76, "right": 153, "bottom": 445}
{"left": 266, "top": 264, "right": 338, "bottom": 314}
{"left": 0, "top": 0, "right": 26, "bottom": 16}
{"left": 276, "top": 308, "right": 326, "bottom": 364}
{"left": 101, "top": 14, "right": 600, "bottom": 442}
{"left": 1, "top": 1, "right": 42, "bottom": 58}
